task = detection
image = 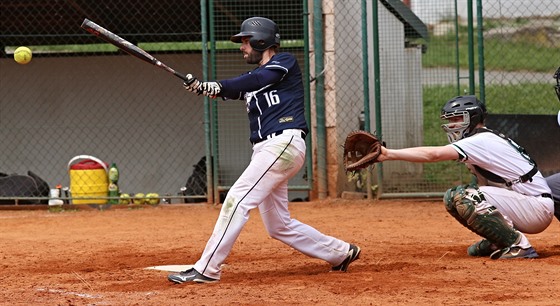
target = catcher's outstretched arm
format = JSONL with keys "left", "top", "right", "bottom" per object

{"left": 379, "top": 146, "right": 459, "bottom": 163}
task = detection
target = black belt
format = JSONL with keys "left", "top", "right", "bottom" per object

{"left": 541, "top": 193, "right": 552, "bottom": 199}
{"left": 252, "top": 129, "right": 306, "bottom": 145}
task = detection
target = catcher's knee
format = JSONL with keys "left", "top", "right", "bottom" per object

{"left": 443, "top": 185, "right": 519, "bottom": 248}
{"left": 444, "top": 186, "right": 461, "bottom": 212}
{"left": 444, "top": 185, "right": 477, "bottom": 224}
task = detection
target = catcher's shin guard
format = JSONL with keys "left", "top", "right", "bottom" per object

{"left": 443, "top": 185, "right": 519, "bottom": 249}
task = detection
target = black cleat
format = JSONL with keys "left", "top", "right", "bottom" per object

{"left": 168, "top": 268, "right": 218, "bottom": 284}
{"left": 331, "top": 244, "right": 361, "bottom": 272}
{"left": 490, "top": 246, "right": 538, "bottom": 260}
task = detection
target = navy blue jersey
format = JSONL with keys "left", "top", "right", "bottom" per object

{"left": 220, "top": 53, "right": 308, "bottom": 143}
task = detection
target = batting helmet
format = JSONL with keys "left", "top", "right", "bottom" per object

{"left": 230, "top": 17, "right": 280, "bottom": 51}
{"left": 440, "top": 95, "right": 488, "bottom": 143}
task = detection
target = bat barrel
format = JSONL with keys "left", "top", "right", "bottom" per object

{"left": 81, "top": 18, "right": 100, "bottom": 32}
{"left": 81, "top": 18, "right": 189, "bottom": 83}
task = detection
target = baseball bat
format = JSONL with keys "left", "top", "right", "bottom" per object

{"left": 80, "top": 18, "right": 194, "bottom": 84}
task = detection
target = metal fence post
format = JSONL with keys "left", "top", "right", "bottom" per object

{"left": 476, "top": 0, "right": 486, "bottom": 103}
{"left": 372, "top": 0, "right": 383, "bottom": 199}
{"left": 313, "top": 0, "right": 327, "bottom": 199}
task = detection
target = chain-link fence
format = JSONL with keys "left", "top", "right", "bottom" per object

{"left": 330, "top": 0, "right": 559, "bottom": 198}
{"left": 1, "top": 1, "right": 208, "bottom": 205}
{"left": 380, "top": 0, "right": 560, "bottom": 196}
{"left": 1, "top": 0, "right": 559, "bottom": 205}
{"left": 0, "top": 0, "right": 308, "bottom": 205}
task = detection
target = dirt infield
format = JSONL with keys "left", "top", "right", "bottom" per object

{"left": 1, "top": 199, "right": 559, "bottom": 305}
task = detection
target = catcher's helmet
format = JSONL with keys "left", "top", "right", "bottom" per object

{"left": 230, "top": 17, "right": 280, "bottom": 51}
{"left": 440, "top": 95, "right": 487, "bottom": 143}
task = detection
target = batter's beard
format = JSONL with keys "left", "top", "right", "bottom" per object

{"left": 245, "top": 50, "right": 263, "bottom": 65}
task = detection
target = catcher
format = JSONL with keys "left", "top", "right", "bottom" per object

{"left": 344, "top": 95, "right": 554, "bottom": 259}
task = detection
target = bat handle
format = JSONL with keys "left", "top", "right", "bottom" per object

{"left": 153, "top": 60, "right": 195, "bottom": 84}
{"left": 175, "top": 71, "right": 195, "bottom": 84}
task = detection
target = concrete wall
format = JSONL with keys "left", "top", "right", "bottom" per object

{"left": 0, "top": 54, "right": 207, "bottom": 198}
{"left": 375, "top": 7, "right": 424, "bottom": 186}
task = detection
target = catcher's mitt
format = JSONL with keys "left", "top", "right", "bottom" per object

{"left": 343, "top": 130, "right": 382, "bottom": 172}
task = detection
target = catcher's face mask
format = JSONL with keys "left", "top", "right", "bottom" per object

{"left": 441, "top": 113, "right": 470, "bottom": 143}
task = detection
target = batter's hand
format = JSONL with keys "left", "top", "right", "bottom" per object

{"left": 183, "top": 74, "right": 201, "bottom": 93}
{"left": 199, "top": 81, "right": 222, "bottom": 98}
{"left": 183, "top": 74, "right": 222, "bottom": 98}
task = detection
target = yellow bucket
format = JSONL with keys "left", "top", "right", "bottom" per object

{"left": 68, "top": 155, "right": 109, "bottom": 204}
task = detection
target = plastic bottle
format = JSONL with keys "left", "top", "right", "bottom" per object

{"left": 48, "top": 187, "right": 63, "bottom": 206}
{"left": 107, "top": 163, "right": 119, "bottom": 204}
{"left": 108, "top": 183, "right": 119, "bottom": 204}
{"left": 108, "top": 163, "right": 119, "bottom": 184}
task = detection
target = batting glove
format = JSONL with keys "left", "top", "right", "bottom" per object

{"left": 199, "top": 81, "right": 222, "bottom": 98}
{"left": 183, "top": 74, "right": 201, "bottom": 93}
{"left": 183, "top": 74, "right": 222, "bottom": 98}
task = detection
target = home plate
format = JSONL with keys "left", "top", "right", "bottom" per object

{"left": 144, "top": 264, "right": 193, "bottom": 272}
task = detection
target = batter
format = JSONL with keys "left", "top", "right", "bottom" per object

{"left": 168, "top": 17, "right": 360, "bottom": 284}
{"left": 377, "top": 95, "right": 554, "bottom": 259}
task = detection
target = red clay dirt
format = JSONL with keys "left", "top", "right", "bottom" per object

{"left": 1, "top": 199, "right": 559, "bottom": 305}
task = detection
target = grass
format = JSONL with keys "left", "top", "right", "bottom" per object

{"left": 423, "top": 23, "right": 560, "bottom": 72}
{"left": 424, "top": 36, "right": 559, "bottom": 72}
{"left": 423, "top": 84, "right": 558, "bottom": 124}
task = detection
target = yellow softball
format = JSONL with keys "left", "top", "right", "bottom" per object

{"left": 14, "top": 46, "right": 32, "bottom": 64}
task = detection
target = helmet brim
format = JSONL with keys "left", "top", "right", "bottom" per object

{"left": 230, "top": 32, "right": 252, "bottom": 43}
